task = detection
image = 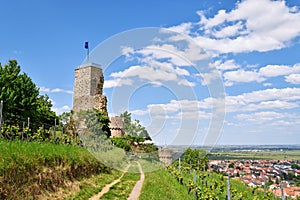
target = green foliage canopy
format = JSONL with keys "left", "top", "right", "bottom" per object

{"left": 120, "top": 110, "right": 151, "bottom": 139}
{"left": 0, "top": 60, "right": 57, "bottom": 132}
{"left": 183, "top": 148, "right": 209, "bottom": 170}
{"left": 76, "top": 109, "right": 111, "bottom": 138}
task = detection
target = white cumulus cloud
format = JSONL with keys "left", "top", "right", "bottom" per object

{"left": 39, "top": 86, "right": 73, "bottom": 94}
{"left": 223, "top": 69, "right": 264, "bottom": 85}
{"left": 168, "top": 0, "right": 300, "bottom": 54}
{"left": 285, "top": 74, "right": 300, "bottom": 84}
{"left": 52, "top": 105, "right": 71, "bottom": 115}
{"left": 222, "top": 63, "right": 300, "bottom": 86}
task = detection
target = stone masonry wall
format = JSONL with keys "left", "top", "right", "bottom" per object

{"left": 158, "top": 147, "right": 173, "bottom": 165}
{"left": 73, "top": 63, "right": 125, "bottom": 137}
{"left": 73, "top": 64, "right": 107, "bottom": 113}
{"left": 110, "top": 116, "right": 125, "bottom": 137}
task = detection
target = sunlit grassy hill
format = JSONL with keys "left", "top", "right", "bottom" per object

{"left": 0, "top": 139, "right": 110, "bottom": 199}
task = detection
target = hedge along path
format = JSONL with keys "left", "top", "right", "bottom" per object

{"left": 89, "top": 164, "right": 131, "bottom": 200}
{"left": 127, "top": 162, "right": 145, "bottom": 200}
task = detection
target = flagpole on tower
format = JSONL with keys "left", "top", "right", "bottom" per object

{"left": 84, "top": 41, "right": 89, "bottom": 63}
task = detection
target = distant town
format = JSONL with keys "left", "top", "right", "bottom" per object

{"left": 166, "top": 145, "right": 300, "bottom": 199}
{"left": 209, "top": 159, "right": 300, "bottom": 198}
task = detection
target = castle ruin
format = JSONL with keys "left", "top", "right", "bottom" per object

{"left": 72, "top": 63, "right": 124, "bottom": 137}
{"left": 158, "top": 146, "right": 173, "bottom": 165}
{"left": 73, "top": 63, "right": 107, "bottom": 114}
{"left": 109, "top": 116, "right": 125, "bottom": 137}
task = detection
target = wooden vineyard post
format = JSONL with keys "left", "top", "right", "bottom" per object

{"left": 194, "top": 169, "right": 197, "bottom": 200}
{"left": 227, "top": 174, "right": 231, "bottom": 200}
{"left": 280, "top": 182, "right": 285, "bottom": 200}
{"left": 27, "top": 117, "right": 30, "bottom": 141}
{"left": 54, "top": 118, "right": 57, "bottom": 140}
{"left": 264, "top": 176, "right": 267, "bottom": 196}
{"left": 22, "top": 121, "right": 25, "bottom": 140}
{"left": 0, "top": 100, "right": 3, "bottom": 137}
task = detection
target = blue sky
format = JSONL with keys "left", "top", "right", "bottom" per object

{"left": 1, "top": 0, "right": 300, "bottom": 146}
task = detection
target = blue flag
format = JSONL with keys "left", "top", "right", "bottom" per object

{"left": 84, "top": 42, "right": 88, "bottom": 49}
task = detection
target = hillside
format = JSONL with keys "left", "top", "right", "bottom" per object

{"left": 0, "top": 139, "right": 110, "bottom": 199}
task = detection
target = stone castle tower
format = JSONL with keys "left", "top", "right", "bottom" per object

{"left": 73, "top": 63, "right": 107, "bottom": 114}
{"left": 73, "top": 63, "right": 125, "bottom": 137}
{"left": 158, "top": 146, "right": 173, "bottom": 165}
{"left": 109, "top": 116, "right": 125, "bottom": 137}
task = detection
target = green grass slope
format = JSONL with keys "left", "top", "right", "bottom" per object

{"left": 0, "top": 139, "right": 110, "bottom": 199}
{"left": 140, "top": 166, "right": 194, "bottom": 200}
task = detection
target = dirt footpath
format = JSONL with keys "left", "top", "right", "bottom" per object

{"left": 89, "top": 164, "right": 131, "bottom": 200}
{"left": 127, "top": 162, "right": 145, "bottom": 200}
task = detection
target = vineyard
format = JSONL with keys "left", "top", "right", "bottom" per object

{"left": 167, "top": 164, "right": 280, "bottom": 200}
{"left": 2, "top": 140, "right": 299, "bottom": 199}
{"left": 164, "top": 148, "right": 284, "bottom": 200}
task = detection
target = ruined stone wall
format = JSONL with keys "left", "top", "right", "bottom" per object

{"left": 73, "top": 64, "right": 107, "bottom": 114}
{"left": 158, "top": 147, "right": 173, "bottom": 165}
{"left": 73, "top": 63, "right": 126, "bottom": 137}
{"left": 110, "top": 116, "right": 125, "bottom": 138}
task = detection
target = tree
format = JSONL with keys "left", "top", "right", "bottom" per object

{"left": 35, "top": 94, "right": 57, "bottom": 129}
{"left": 291, "top": 163, "right": 300, "bottom": 170}
{"left": 267, "top": 176, "right": 274, "bottom": 186}
{"left": 77, "top": 109, "right": 111, "bottom": 138}
{"left": 110, "top": 136, "right": 131, "bottom": 151}
{"left": 228, "top": 162, "right": 235, "bottom": 168}
{"left": 0, "top": 60, "right": 38, "bottom": 125}
{"left": 183, "top": 148, "right": 209, "bottom": 170}
{"left": 59, "top": 110, "right": 77, "bottom": 138}
{"left": 120, "top": 111, "right": 131, "bottom": 130}
{"left": 0, "top": 60, "right": 57, "bottom": 133}
{"left": 120, "top": 110, "right": 151, "bottom": 139}
{"left": 60, "top": 111, "right": 73, "bottom": 127}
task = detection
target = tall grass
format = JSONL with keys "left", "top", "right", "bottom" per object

{"left": 0, "top": 139, "right": 110, "bottom": 199}
{"left": 140, "top": 169, "right": 194, "bottom": 200}
{"left": 139, "top": 159, "right": 194, "bottom": 200}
